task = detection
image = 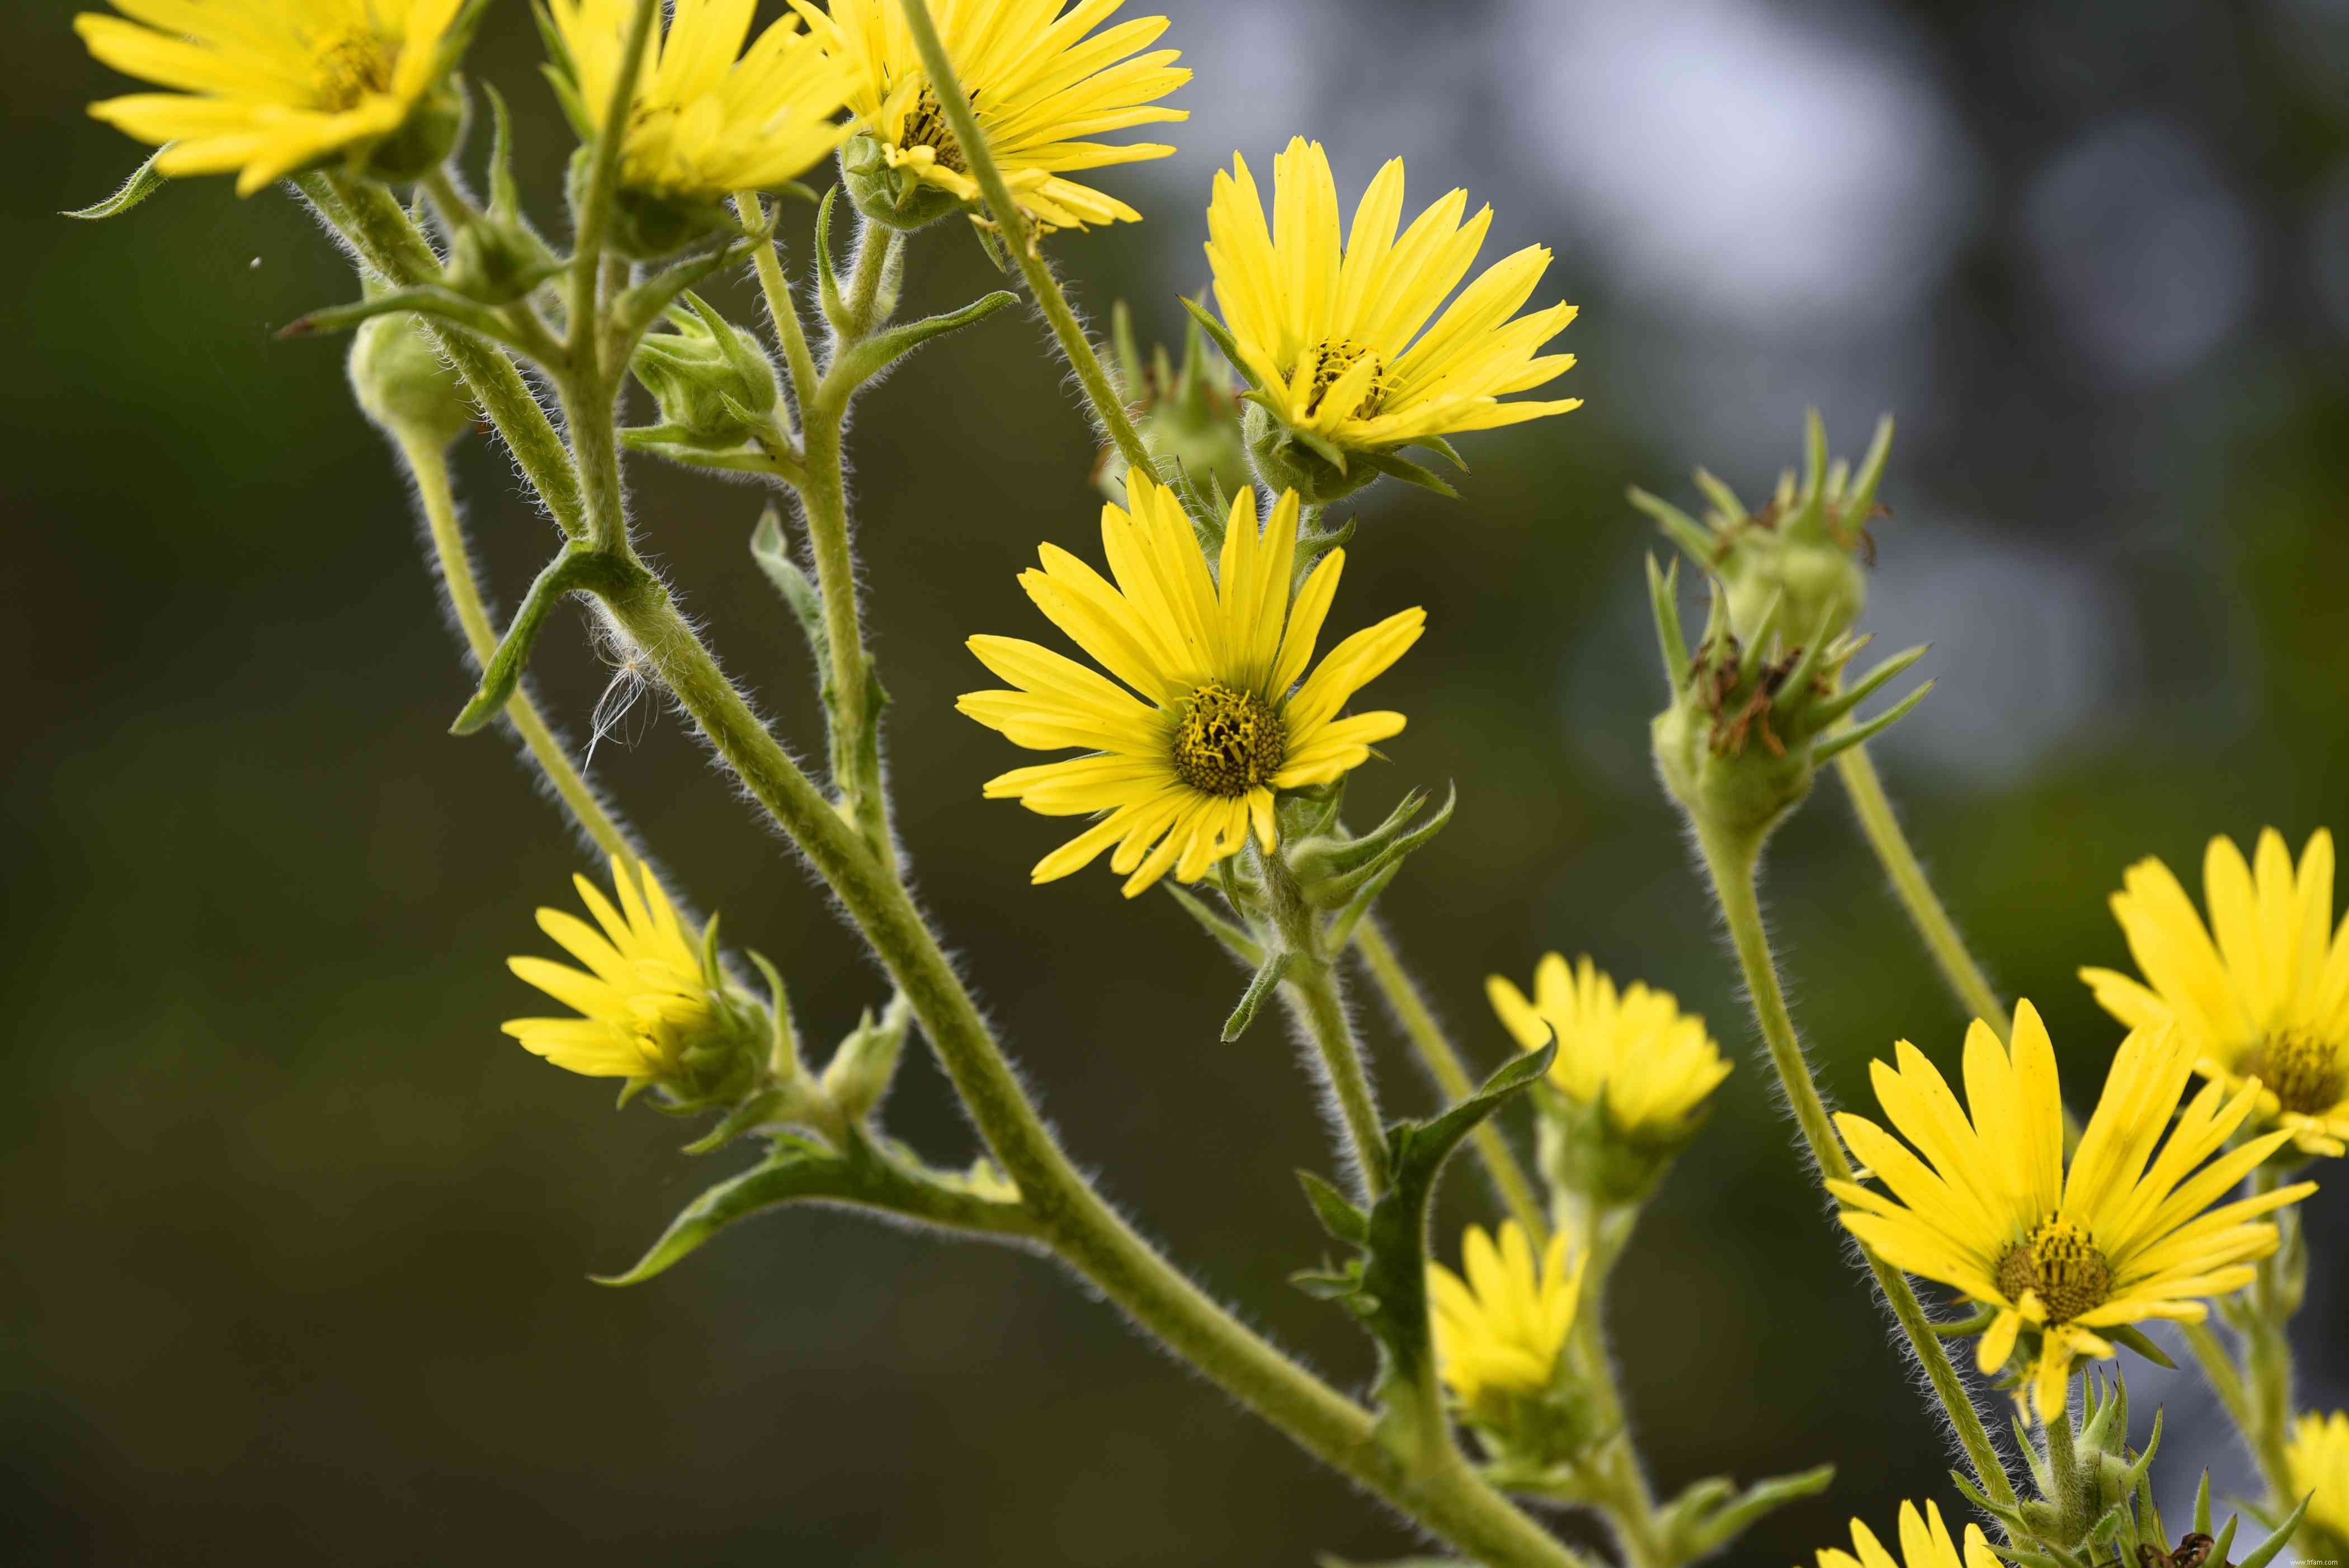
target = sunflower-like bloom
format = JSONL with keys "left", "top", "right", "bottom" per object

{"left": 2081, "top": 828, "right": 2349, "bottom": 1159}
{"left": 1829, "top": 1001, "right": 2317, "bottom": 1419}
{"left": 1488, "top": 953, "right": 1730, "bottom": 1139}
{"left": 1810, "top": 1501, "right": 2002, "bottom": 1568}
{"left": 76, "top": 0, "right": 473, "bottom": 196}
{"left": 546, "top": 0, "right": 853, "bottom": 207}
{"left": 503, "top": 857, "right": 720, "bottom": 1080}
{"left": 794, "top": 0, "right": 1188, "bottom": 230}
{"left": 959, "top": 474, "right": 1422, "bottom": 898}
{"left": 1426, "top": 1221, "right": 1585, "bottom": 1411}
{"left": 2288, "top": 1411, "right": 2349, "bottom": 1552}
{"left": 1204, "top": 138, "right": 1581, "bottom": 457}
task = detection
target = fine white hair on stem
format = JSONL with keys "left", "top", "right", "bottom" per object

{"left": 584, "top": 601, "right": 658, "bottom": 773}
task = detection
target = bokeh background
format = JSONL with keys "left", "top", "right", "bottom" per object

{"left": 7, "top": 0, "right": 2348, "bottom": 1561}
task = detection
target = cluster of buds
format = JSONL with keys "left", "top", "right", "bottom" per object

{"left": 1633, "top": 411, "right": 1893, "bottom": 649}
{"left": 1095, "top": 302, "right": 1252, "bottom": 507}
{"left": 1648, "top": 556, "right": 1931, "bottom": 845}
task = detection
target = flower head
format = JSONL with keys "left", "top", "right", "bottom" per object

{"left": 1202, "top": 138, "right": 1579, "bottom": 487}
{"left": 1810, "top": 1501, "right": 2002, "bottom": 1568}
{"left": 1829, "top": 1001, "right": 2316, "bottom": 1419}
{"left": 958, "top": 474, "right": 1422, "bottom": 897}
{"left": 1426, "top": 1221, "right": 1584, "bottom": 1412}
{"left": 503, "top": 856, "right": 727, "bottom": 1082}
{"left": 1488, "top": 954, "right": 1730, "bottom": 1139}
{"left": 76, "top": 0, "right": 477, "bottom": 196}
{"left": 2287, "top": 1411, "right": 2349, "bottom": 1552}
{"left": 796, "top": 0, "right": 1188, "bottom": 232}
{"left": 546, "top": 0, "right": 852, "bottom": 230}
{"left": 2081, "top": 828, "right": 2349, "bottom": 1159}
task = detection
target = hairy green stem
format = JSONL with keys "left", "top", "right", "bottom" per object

{"left": 1833, "top": 743, "right": 2012, "bottom": 1041}
{"left": 1561, "top": 1197, "right": 1668, "bottom": 1567}
{"left": 1263, "top": 847, "right": 1391, "bottom": 1196}
{"left": 593, "top": 573, "right": 1581, "bottom": 1568}
{"left": 395, "top": 431, "right": 634, "bottom": 867}
{"left": 1354, "top": 919, "right": 1549, "bottom": 1241}
{"left": 2241, "top": 1163, "right": 2297, "bottom": 1505}
{"left": 1691, "top": 820, "right": 2019, "bottom": 1511}
{"left": 568, "top": 0, "right": 661, "bottom": 374}
{"left": 893, "top": 0, "right": 1153, "bottom": 476}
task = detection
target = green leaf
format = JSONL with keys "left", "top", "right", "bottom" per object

{"left": 1221, "top": 951, "right": 1292, "bottom": 1042}
{"left": 750, "top": 506, "right": 827, "bottom": 664}
{"left": 451, "top": 547, "right": 647, "bottom": 735}
{"left": 1163, "top": 884, "right": 1263, "bottom": 965}
{"left": 2102, "top": 1321, "right": 2176, "bottom": 1371}
{"left": 63, "top": 147, "right": 171, "bottom": 220}
{"left": 1296, "top": 1169, "right": 1367, "bottom": 1245}
{"left": 1177, "top": 295, "right": 1253, "bottom": 390}
{"left": 1308, "top": 784, "right": 1456, "bottom": 910}
{"left": 2234, "top": 1493, "right": 2309, "bottom": 1568}
{"left": 829, "top": 290, "right": 1018, "bottom": 390}
{"left": 1357, "top": 446, "right": 1459, "bottom": 499}
{"left": 1677, "top": 1464, "right": 1837, "bottom": 1557}
{"left": 593, "top": 1136, "right": 853, "bottom": 1284}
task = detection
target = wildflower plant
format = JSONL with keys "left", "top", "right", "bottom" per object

{"left": 66, "top": 2, "right": 2336, "bottom": 1565}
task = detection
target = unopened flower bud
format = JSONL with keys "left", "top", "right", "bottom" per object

{"left": 628, "top": 293, "right": 779, "bottom": 454}
{"left": 1633, "top": 410, "right": 1894, "bottom": 648}
{"left": 348, "top": 311, "right": 475, "bottom": 449}
{"left": 1096, "top": 303, "right": 1252, "bottom": 503}
{"left": 820, "top": 994, "right": 912, "bottom": 1125}
{"left": 841, "top": 132, "right": 965, "bottom": 233}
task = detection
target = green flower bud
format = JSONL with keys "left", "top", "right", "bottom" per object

{"left": 1647, "top": 556, "right": 1931, "bottom": 848}
{"left": 347, "top": 311, "right": 475, "bottom": 448}
{"left": 1632, "top": 410, "right": 1894, "bottom": 648}
{"left": 559, "top": 145, "right": 735, "bottom": 261}
{"left": 840, "top": 133, "right": 965, "bottom": 233}
{"left": 1242, "top": 400, "right": 1381, "bottom": 507}
{"left": 1534, "top": 1087, "right": 1695, "bottom": 1210}
{"left": 357, "top": 72, "right": 468, "bottom": 186}
{"left": 1096, "top": 303, "right": 1253, "bottom": 503}
{"left": 819, "top": 994, "right": 912, "bottom": 1125}
{"left": 626, "top": 292, "right": 779, "bottom": 454}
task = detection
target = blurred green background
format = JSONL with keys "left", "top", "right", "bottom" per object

{"left": 7, "top": 0, "right": 2347, "bottom": 1562}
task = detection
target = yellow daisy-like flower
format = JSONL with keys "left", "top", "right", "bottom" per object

{"left": 1204, "top": 137, "right": 1581, "bottom": 454}
{"left": 1426, "top": 1221, "right": 1585, "bottom": 1410}
{"left": 1829, "top": 1000, "right": 2317, "bottom": 1419}
{"left": 76, "top": 0, "right": 472, "bottom": 197}
{"left": 1487, "top": 953, "right": 1730, "bottom": 1137}
{"left": 793, "top": 0, "right": 1188, "bottom": 230}
{"left": 503, "top": 857, "right": 717, "bottom": 1080}
{"left": 2287, "top": 1410, "right": 2349, "bottom": 1550}
{"left": 957, "top": 473, "right": 1423, "bottom": 898}
{"left": 1810, "top": 1501, "right": 2002, "bottom": 1568}
{"left": 2081, "top": 828, "right": 2349, "bottom": 1159}
{"left": 546, "top": 0, "right": 853, "bottom": 205}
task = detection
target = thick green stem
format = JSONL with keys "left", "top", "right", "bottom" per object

{"left": 2241, "top": 1164, "right": 2298, "bottom": 1505}
{"left": 1691, "top": 820, "right": 2019, "bottom": 1511}
{"left": 1262, "top": 847, "right": 1391, "bottom": 1196}
{"left": 1354, "top": 919, "right": 1548, "bottom": 1241}
{"left": 394, "top": 430, "right": 634, "bottom": 867}
{"left": 593, "top": 574, "right": 1581, "bottom": 1568}
{"left": 1833, "top": 743, "right": 2012, "bottom": 1041}
{"left": 893, "top": 0, "right": 1153, "bottom": 476}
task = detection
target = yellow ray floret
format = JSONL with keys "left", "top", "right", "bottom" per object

{"left": 503, "top": 857, "right": 715, "bottom": 1079}
{"left": 1426, "top": 1221, "right": 1584, "bottom": 1409}
{"left": 958, "top": 474, "right": 1422, "bottom": 897}
{"left": 76, "top": 0, "right": 469, "bottom": 196}
{"left": 2289, "top": 1410, "right": 2349, "bottom": 1547}
{"left": 1487, "top": 953, "right": 1729, "bottom": 1136}
{"left": 1829, "top": 1000, "right": 2315, "bottom": 1419}
{"left": 794, "top": 0, "right": 1188, "bottom": 230}
{"left": 2082, "top": 827, "right": 2349, "bottom": 1159}
{"left": 548, "top": 0, "right": 854, "bottom": 200}
{"left": 1810, "top": 1500, "right": 2004, "bottom": 1568}
{"left": 1205, "top": 137, "right": 1581, "bottom": 451}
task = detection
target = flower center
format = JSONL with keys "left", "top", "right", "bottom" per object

{"left": 2240, "top": 1029, "right": 2347, "bottom": 1116}
{"left": 1171, "top": 682, "right": 1286, "bottom": 797}
{"left": 1995, "top": 1218, "right": 2112, "bottom": 1326}
{"left": 314, "top": 30, "right": 398, "bottom": 112}
{"left": 900, "top": 88, "right": 970, "bottom": 174}
{"left": 1298, "top": 338, "right": 1390, "bottom": 419}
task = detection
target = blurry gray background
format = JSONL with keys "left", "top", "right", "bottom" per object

{"left": 6, "top": 0, "right": 2347, "bottom": 1561}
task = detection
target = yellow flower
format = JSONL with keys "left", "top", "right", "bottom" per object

{"left": 546, "top": 0, "right": 853, "bottom": 204}
{"left": 2287, "top": 1410, "right": 2349, "bottom": 1548}
{"left": 1204, "top": 137, "right": 1581, "bottom": 454}
{"left": 1426, "top": 1221, "right": 1584, "bottom": 1409}
{"left": 76, "top": 0, "right": 473, "bottom": 197}
{"left": 1829, "top": 1000, "right": 2316, "bottom": 1419}
{"left": 794, "top": 0, "right": 1188, "bottom": 230}
{"left": 2081, "top": 828, "right": 2349, "bottom": 1159}
{"left": 503, "top": 857, "right": 718, "bottom": 1079}
{"left": 958, "top": 474, "right": 1422, "bottom": 898}
{"left": 1487, "top": 953, "right": 1730, "bottom": 1136}
{"left": 1810, "top": 1501, "right": 2002, "bottom": 1568}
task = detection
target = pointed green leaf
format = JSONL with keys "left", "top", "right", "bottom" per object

{"left": 1296, "top": 1169, "right": 1368, "bottom": 1245}
{"left": 1164, "top": 884, "right": 1263, "bottom": 965}
{"left": 2234, "top": 1494, "right": 2309, "bottom": 1568}
{"left": 751, "top": 506, "right": 827, "bottom": 664}
{"left": 829, "top": 290, "right": 1018, "bottom": 390}
{"left": 1221, "top": 951, "right": 1293, "bottom": 1042}
{"left": 64, "top": 147, "right": 171, "bottom": 220}
{"left": 594, "top": 1136, "right": 852, "bottom": 1284}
